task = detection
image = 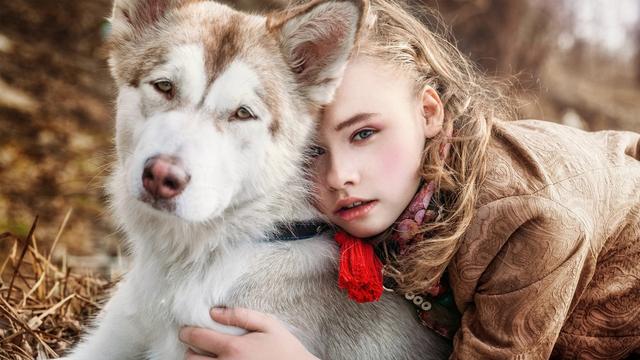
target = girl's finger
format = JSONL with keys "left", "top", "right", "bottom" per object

{"left": 185, "top": 348, "right": 217, "bottom": 360}
{"left": 210, "top": 307, "right": 275, "bottom": 332}
{"left": 180, "top": 326, "right": 235, "bottom": 355}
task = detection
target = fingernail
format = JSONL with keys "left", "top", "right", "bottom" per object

{"left": 178, "top": 327, "right": 189, "bottom": 341}
{"left": 211, "top": 307, "right": 225, "bottom": 316}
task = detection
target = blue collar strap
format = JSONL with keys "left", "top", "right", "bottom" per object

{"left": 271, "top": 222, "right": 330, "bottom": 241}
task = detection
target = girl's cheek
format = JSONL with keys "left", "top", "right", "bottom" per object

{"left": 309, "top": 162, "right": 332, "bottom": 214}
{"left": 309, "top": 158, "right": 327, "bottom": 188}
{"left": 309, "top": 193, "right": 326, "bottom": 214}
{"left": 378, "top": 143, "right": 411, "bottom": 183}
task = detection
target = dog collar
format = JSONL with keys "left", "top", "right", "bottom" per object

{"left": 271, "top": 221, "right": 330, "bottom": 241}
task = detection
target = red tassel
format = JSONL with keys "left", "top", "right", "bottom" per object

{"left": 334, "top": 231, "right": 384, "bottom": 303}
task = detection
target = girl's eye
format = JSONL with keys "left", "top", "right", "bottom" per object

{"left": 152, "top": 79, "right": 174, "bottom": 98}
{"left": 352, "top": 129, "right": 376, "bottom": 142}
{"left": 306, "top": 145, "right": 326, "bottom": 158}
{"left": 234, "top": 106, "right": 257, "bottom": 120}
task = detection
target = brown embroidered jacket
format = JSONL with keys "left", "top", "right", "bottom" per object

{"left": 448, "top": 120, "right": 640, "bottom": 359}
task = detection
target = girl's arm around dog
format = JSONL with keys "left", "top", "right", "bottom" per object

{"left": 449, "top": 196, "right": 594, "bottom": 359}
{"left": 180, "top": 307, "right": 320, "bottom": 360}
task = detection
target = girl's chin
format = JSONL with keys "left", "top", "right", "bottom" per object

{"left": 336, "top": 220, "right": 389, "bottom": 239}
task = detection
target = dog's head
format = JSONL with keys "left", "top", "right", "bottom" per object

{"left": 107, "top": 0, "right": 366, "bottom": 227}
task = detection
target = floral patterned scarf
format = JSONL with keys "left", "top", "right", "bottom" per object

{"left": 387, "top": 180, "right": 460, "bottom": 340}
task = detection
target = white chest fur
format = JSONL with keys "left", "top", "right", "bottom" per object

{"left": 130, "top": 236, "right": 336, "bottom": 336}
{"left": 128, "top": 244, "right": 258, "bottom": 338}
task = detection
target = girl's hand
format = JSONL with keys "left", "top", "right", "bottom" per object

{"left": 179, "top": 307, "right": 319, "bottom": 360}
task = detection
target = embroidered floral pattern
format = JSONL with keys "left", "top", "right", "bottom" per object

{"left": 449, "top": 120, "right": 640, "bottom": 359}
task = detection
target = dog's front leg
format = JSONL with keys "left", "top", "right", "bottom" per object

{"left": 58, "top": 277, "right": 146, "bottom": 360}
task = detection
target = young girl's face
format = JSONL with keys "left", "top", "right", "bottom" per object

{"left": 311, "top": 56, "right": 441, "bottom": 238}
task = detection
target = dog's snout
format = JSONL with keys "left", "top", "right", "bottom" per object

{"left": 142, "top": 155, "right": 190, "bottom": 200}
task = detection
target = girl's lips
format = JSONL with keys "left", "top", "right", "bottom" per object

{"left": 335, "top": 200, "right": 378, "bottom": 221}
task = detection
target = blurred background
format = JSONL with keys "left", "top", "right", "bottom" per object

{"left": 1, "top": 0, "right": 639, "bottom": 266}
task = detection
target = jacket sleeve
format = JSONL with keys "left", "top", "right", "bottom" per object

{"left": 450, "top": 196, "right": 596, "bottom": 359}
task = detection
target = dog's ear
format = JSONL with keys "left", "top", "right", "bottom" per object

{"left": 268, "top": 0, "right": 368, "bottom": 105}
{"left": 110, "top": 0, "right": 179, "bottom": 38}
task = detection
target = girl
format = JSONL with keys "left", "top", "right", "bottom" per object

{"left": 179, "top": 0, "right": 640, "bottom": 358}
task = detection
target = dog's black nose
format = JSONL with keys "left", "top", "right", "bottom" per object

{"left": 142, "top": 155, "right": 190, "bottom": 200}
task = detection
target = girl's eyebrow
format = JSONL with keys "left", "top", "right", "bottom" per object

{"left": 335, "top": 112, "right": 378, "bottom": 131}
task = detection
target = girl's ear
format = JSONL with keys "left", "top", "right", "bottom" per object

{"left": 421, "top": 86, "right": 444, "bottom": 138}
{"left": 269, "top": 0, "right": 368, "bottom": 105}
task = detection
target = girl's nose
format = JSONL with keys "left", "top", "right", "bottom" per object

{"left": 326, "top": 153, "right": 359, "bottom": 191}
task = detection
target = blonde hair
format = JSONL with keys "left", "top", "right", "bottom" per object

{"left": 358, "top": 0, "right": 513, "bottom": 294}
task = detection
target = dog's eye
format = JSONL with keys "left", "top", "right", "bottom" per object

{"left": 234, "top": 106, "right": 257, "bottom": 120}
{"left": 152, "top": 79, "right": 174, "bottom": 98}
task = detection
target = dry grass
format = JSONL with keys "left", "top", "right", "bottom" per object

{"left": 0, "top": 213, "right": 114, "bottom": 359}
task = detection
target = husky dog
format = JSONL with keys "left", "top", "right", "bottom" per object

{"left": 60, "top": 0, "right": 450, "bottom": 358}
